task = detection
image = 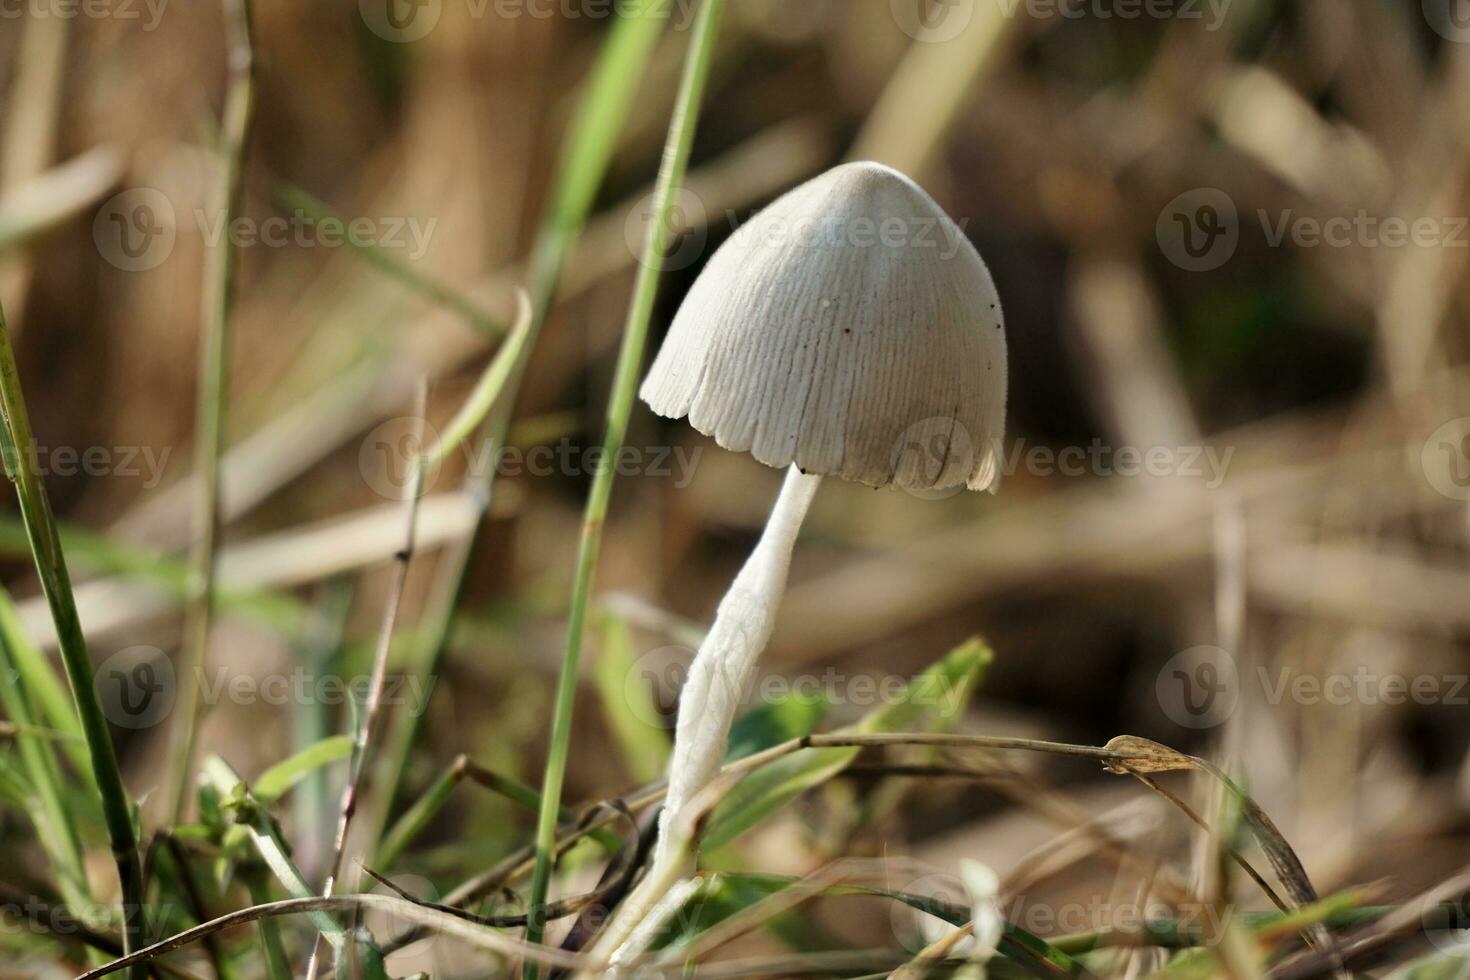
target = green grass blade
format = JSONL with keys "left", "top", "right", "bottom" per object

{"left": 0, "top": 585, "right": 87, "bottom": 773}
{"left": 418, "top": 290, "right": 533, "bottom": 475}
{"left": 593, "top": 612, "right": 671, "bottom": 783}
{"left": 0, "top": 753, "right": 34, "bottom": 806}
{"left": 525, "top": 0, "right": 677, "bottom": 308}
{"left": 0, "top": 296, "right": 148, "bottom": 976}
{"left": 253, "top": 734, "right": 353, "bottom": 805}
{"left": 373, "top": 0, "right": 676, "bottom": 835}
{"left": 274, "top": 182, "right": 501, "bottom": 336}
{"left": 0, "top": 613, "right": 98, "bottom": 964}
{"left": 523, "top": 1, "right": 726, "bottom": 971}
{"left": 204, "top": 755, "right": 343, "bottom": 943}
{"left": 167, "top": 0, "right": 259, "bottom": 828}
{"left": 243, "top": 873, "right": 293, "bottom": 980}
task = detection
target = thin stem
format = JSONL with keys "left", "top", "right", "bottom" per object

{"left": 522, "top": 1, "right": 726, "bottom": 971}
{"left": 202, "top": 756, "right": 342, "bottom": 941}
{"left": 418, "top": 291, "right": 533, "bottom": 476}
{"left": 160, "top": 834, "right": 233, "bottom": 980}
{"left": 304, "top": 387, "right": 427, "bottom": 978}
{"left": 375, "top": 752, "right": 619, "bottom": 873}
{"left": 372, "top": 0, "right": 676, "bottom": 833}
{"left": 242, "top": 872, "right": 292, "bottom": 980}
{"left": 0, "top": 298, "right": 147, "bottom": 975}
{"left": 167, "top": 0, "right": 258, "bottom": 827}
{"left": 273, "top": 183, "right": 501, "bottom": 335}
{"left": 76, "top": 893, "right": 590, "bottom": 980}
{"left": 0, "top": 605, "right": 99, "bottom": 964}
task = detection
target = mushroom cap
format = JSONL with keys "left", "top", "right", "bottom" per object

{"left": 640, "top": 161, "right": 1007, "bottom": 492}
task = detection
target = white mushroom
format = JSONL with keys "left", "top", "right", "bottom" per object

{"left": 643, "top": 160, "right": 1006, "bottom": 494}
{"left": 600, "top": 161, "right": 1007, "bottom": 962}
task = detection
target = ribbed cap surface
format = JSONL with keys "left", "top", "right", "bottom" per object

{"left": 641, "top": 161, "right": 1007, "bottom": 492}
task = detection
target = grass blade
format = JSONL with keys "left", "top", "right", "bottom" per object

{"left": 274, "top": 182, "right": 501, "bottom": 335}
{"left": 0, "top": 297, "right": 147, "bottom": 975}
{"left": 0, "top": 606, "right": 98, "bottom": 964}
{"left": 593, "top": 611, "right": 671, "bottom": 783}
{"left": 253, "top": 734, "right": 353, "bottom": 806}
{"left": 702, "top": 639, "right": 991, "bottom": 852}
{"left": 166, "top": 0, "right": 259, "bottom": 827}
{"left": 372, "top": 0, "right": 678, "bottom": 839}
{"left": 523, "top": 1, "right": 726, "bottom": 970}
{"left": 0, "top": 584, "right": 87, "bottom": 772}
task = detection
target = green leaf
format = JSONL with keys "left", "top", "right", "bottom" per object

{"left": 0, "top": 586, "right": 87, "bottom": 773}
{"left": 866, "top": 882, "right": 1085, "bottom": 977}
{"left": 644, "top": 870, "right": 1082, "bottom": 978}
{"left": 253, "top": 735, "right": 354, "bottom": 805}
{"left": 652, "top": 872, "right": 840, "bottom": 956}
{"left": 0, "top": 599, "right": 96, "bottom": 926}
{"left": 0, "top": 753, "right": 34, "bottom": 806}
{"left": 593, "top": 612, "right": 670, "bottom": 783}
{"left": 701, "top": 638, "right": 993, "bottom": 852}
{"left": 652, "top": 872, "right": 786, "bottom": 952}
{"left": 334, "top": 926, "right": 391, "bottom": 980}
{"left": 725, "top": 691, "right": 827, "bottom": 763}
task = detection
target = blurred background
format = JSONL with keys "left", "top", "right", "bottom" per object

{"left": 2, "top": 0, "right": 1470, "bottom": 975}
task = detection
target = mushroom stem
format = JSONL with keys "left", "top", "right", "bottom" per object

{"left": 595, "top": 466, "right": 821, "bottom": 967}
{"left": 658, "top": 464, "right": 822, "bottom": 859}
